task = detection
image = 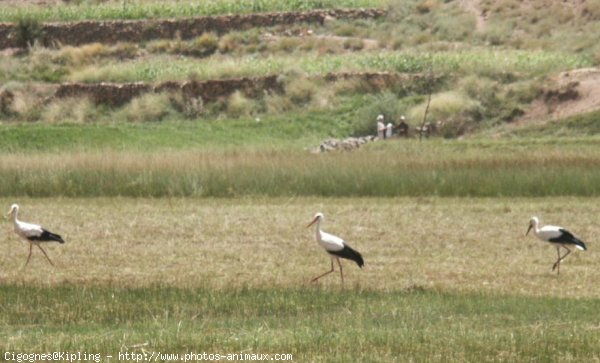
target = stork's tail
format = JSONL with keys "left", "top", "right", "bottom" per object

{"left": 41, "top": 229, "right": 65, "bottom": 244}
{"left": 342, "top": 244, "right": 364, "bottom": 268}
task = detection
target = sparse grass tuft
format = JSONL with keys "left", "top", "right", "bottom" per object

{"left": 118, "top": 92, "right": 175, "bottom": 122}
{"left": 41, "top": 97, "right": 98, "bottom": 124}
{"left": 226, "top": 91, "right": 258, "bottom": 118}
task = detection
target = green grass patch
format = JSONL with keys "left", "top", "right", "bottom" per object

{"left": 2, "top": 284, "right": 600, "bottom": 361}
{"left": 3, "top": 134, "right": 600, "bottom": 197}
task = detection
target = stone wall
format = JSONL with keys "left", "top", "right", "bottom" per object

{"left": 54, "top": 75, "right": 284, "bottom": 106}
{"left": 52, "top": 72, "right": 429, "bottom": 107}
{"left": 0, "top": 8, "right": 385, "bottom": 49}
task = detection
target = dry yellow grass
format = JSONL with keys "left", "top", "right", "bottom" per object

{"left": 0, "top": 197, "right": 597, "bottom": 298}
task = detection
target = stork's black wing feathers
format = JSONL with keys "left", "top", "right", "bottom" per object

{"left": 328, "top": 243, "right": 364, "bottom": 267}
{"left": 28, "top": 229, "right": 65, "bottom": 244}
{"left": 550, "top": 229, "right": 587, "bottom": 250}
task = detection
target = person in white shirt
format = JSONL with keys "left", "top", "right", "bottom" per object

{"left": 385, "top": 122, "right": 393, "bottom": 138}
{"left": 376, "top": 114, "right": 386, "bottom": 139}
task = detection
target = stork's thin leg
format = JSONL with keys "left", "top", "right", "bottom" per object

{"left": 37, "top": 245, "right": 54, "bottom": 266}
{"left": 552, "top": 246, "right": 571, "bottom": 275}
{"left": 552, "top": 246, "right": 561, "bottom": 273}
{"left": 24, "top": 243, "right": 33, "bottom": 267}
{"left": 336, "top": 258, "right": 344, "bottom": 286}
{"left": 311, "top": 260, "right": 334, "bottom": 282}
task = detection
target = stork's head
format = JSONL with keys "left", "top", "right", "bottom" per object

{"left": 6, "top": 203, "right": 19, "bottom": 220}
{"left": 526, "top": 216, "right": 539, "bottom": 236}
{"left": 307, "top": 212, "right": 324, "bottom": 228}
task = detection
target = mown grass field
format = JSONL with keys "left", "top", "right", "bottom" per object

{"left": 1, "top": 197, "right": 600, "bottom": 361}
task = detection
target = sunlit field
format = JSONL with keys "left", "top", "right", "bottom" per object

{"left": 1, "top": 197, "right": 600, "bottom": 360}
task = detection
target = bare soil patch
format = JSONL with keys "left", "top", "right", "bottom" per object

{"left": 519, "top": 68, "right": 600, "bottom": 123}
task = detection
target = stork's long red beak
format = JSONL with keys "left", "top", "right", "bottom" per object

{"left": 526, "top": 224, "right": 532, "bottom": 236}
{"left": 307, "top": 217, "right": 319, "bottom": 228}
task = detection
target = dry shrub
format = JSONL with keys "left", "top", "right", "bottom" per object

{"left": 332, "top": 79, "right": 376, "bottom": 96}
{"left": 226, "top": 91, "right": 258, "bottom": 118}
{"left": 264, "top": 93, "right": 294, "bottom": 114}
{"left": 7, "top": 83, "right": 49, "bottom": 121}
{"left": 286, "top": 77, "right": 319, "bottom": 105}
{"left": 274, "top": 37, "right": 302, "bottom": 53}
{"left": 170, "top": 92, "right": 204, "bottom": 119}
{"left": 148, "top": 34, "right": 217, "bottom": 57}
{"left": 310, "top": 85, "right": 336, "bottom": 109}
{"left": 582, "top": 1, "right": 600, "bottom": 21}
{"left": 147, "top": 39, "right": 172, "bottom": 54}
{"left": 42, "top": 97, "right": 97, "bottom": 124}
{"left": 59, "top": 43, "right": 107, "bottom": 66}
{"left": 334, "top": 24, "right": 359, "bottom": 37}
{"left": 187, "top": 33, "right": 218, "bottom": 57}
{"left": 408, "top": 91, "right": 482, "bottom": 137}
{"left": 120, "top": 92, "right": 173, "bottom": 122}
{"left": 0, "top": 89, "right": 15, "bottom": 116}
{"left": 218, "top": 33, "right": 243, "bottom": 54}
{"left": 110, "top": 43, "right": 139, "bottom": 60}
{"left": 28, "top": 45, "right": 67, "bottom": 82}
{"left": 416, "top": 0, "right": 440, "bottom": 14}
{"left": 343, "top": 38, "right": 364, "bottom": 51}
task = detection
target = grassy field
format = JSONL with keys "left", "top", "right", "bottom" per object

{"left": 1, "top": 197, "right": 599, "bottom": 360}
{"left": 2, "top": 137, "right": 600, "bottom": 197}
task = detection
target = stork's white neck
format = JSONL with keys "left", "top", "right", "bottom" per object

{"left": 9, "top": 208, "right": 19, "bottom": 223}
{"left": 531, "top": 218, "right": 541, "bottom": 236}
{"left": 313, "top": 218, "right": 322, "bottom": 241}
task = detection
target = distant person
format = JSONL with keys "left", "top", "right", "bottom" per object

{"left": 385, "top": 122, "right": 393, "bottom": 138}
{"left": 376, "top": 114, "right": 386, "bottom": 139}
{"left": 396, "top": 115, "right": 409, "bottom": 137}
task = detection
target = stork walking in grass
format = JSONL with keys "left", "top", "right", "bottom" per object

{"left": 307, "top": 212, "right": 364, "bottom": 285}
{"left": 7, "top": 204, "right": 65, "bottom": 267}
{"left": 526, "top": 216, "right": 587, "bottom": 275}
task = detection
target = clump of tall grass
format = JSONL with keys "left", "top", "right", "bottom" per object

{"left": 59, "top": 42, "right": 139, "bottom": 67}
{"left": 15, "top": 16, "right": 43, "bottom": 48}
{"left": 407, "top": 91, "right": 482, "bottom": 137}
{"left": 41, "top": 97, "right": 98, "bottom": 124}
{"left": 0, "top": 82, "right": 54, "bottom": 121}
{"left": 226, "top": 91, "right": 259, "bottom": 118}
{"left": 118, "top": 92, "right": 175, "bottom": 122}
{"left": 148, "top": 33, "right": 218, "bottom": 58}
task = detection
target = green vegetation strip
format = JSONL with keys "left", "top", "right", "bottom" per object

{"left": 0, "top": 0, "right": 387, "bottom": 22}
{"left": 2, "top": 126, "right": 600, "bottom": 197}
{"left": 63, "top": 50, "right": 590, "bottom": 83}
{"left": 1, "top": 284, "right": 599, "bottom": 361}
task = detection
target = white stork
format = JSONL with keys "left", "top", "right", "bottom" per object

{"left": 307, "top": 212, "right": 364, "bottom": 284}
{"left": 7, "top": 204, "right": 65, "bottom": 266}
{"left": 526, "top": 216, "right": 587, "bottom": 274}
